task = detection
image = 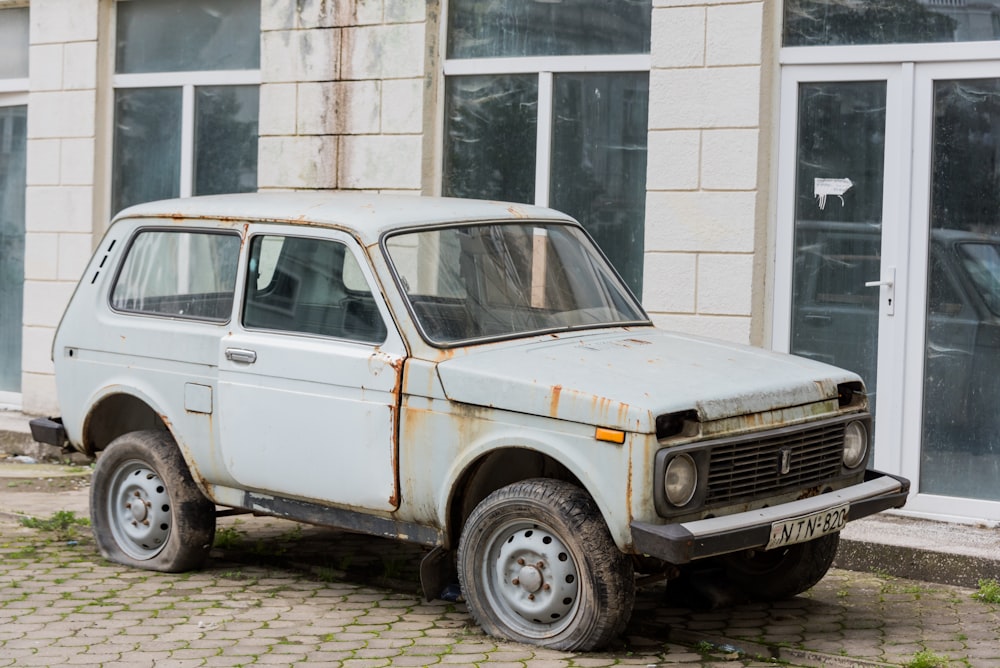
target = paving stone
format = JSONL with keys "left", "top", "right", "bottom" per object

{"left": 2, "top": 508, "right": 999, "bottom": 667}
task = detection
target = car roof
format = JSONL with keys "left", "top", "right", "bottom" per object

{"left": 113, "top": 192, "right": 576, "bottom": 245}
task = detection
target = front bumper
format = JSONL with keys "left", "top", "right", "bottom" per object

{"left": 630, "top": 469, "right": 910, "bottom": 564}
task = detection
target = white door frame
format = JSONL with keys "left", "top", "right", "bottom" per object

{"left": 775, "top": 60, "right": 1000, "bottom": 525}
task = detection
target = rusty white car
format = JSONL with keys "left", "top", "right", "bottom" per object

{"left": 31, "top": 193, "right": 909, "bottom": 650}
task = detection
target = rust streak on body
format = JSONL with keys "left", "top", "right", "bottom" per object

{"left": 549, "top": 385, "right": 562, "bottom": 418}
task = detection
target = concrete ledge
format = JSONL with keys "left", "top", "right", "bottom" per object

{"left": 836, "top": 513, "right": 1000, "bottom": 588}
{"left": 0, "top": 410, "right": 85, "bottom": 463}
{"left": 0, "top": 410, "right": 36, "bottom": 454}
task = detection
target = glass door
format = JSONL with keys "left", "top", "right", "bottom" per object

{"left": 903, "top": 63, "right": 1000, "bottom": 519}
{"left": 778, "top": 63, "right": 1000, "bottom": 522}
{"left": 774, "top": 65, "right": 908, "bottom": 474}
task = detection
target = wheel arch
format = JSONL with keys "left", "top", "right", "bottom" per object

{"left": 82, "top": 390, "right": 169, "bottom": 456}
{"left": 443, "top": 446, "right": 585, "bottom": 549}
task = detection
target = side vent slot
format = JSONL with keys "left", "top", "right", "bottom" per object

{"left": 90, "top": 239, "right": 117, "bottom": 285}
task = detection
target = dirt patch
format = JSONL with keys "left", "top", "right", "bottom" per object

{"left": 1, "top": 476, "right": 91, "bottom": 494}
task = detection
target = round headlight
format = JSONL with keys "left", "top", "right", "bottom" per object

{"left": 664, "top": 453, "right": 698, "bottom": 506}
{"left": 843, "top": 420, "right": 869, "bottom": 468}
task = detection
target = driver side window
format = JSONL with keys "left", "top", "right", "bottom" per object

{"left": 243, "top": 235, "right": 387, "bottom": 344}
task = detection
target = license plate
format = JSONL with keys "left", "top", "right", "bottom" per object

{"left": 766, "top": 504, "right": 849, "bottom": 550}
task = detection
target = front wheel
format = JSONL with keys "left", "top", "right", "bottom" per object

{"left": 90, "top": 430, "right": 215, "bottom": 572}
{"left": 720, "top": 533, "right": 840, "bottom": 601}
{"left": 457, "top": 479, "right": 634, "bottom": 651}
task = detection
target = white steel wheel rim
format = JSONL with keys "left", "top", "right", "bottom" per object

{"left": 482, "top": 519, "right": 582, "bottom": 639}
{"left": 107, "top": 459, "right": 172, "bottom": 560}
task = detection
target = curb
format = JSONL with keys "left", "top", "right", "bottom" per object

{"left": 836, "top": 535, "right": 1000, "bottom": 589}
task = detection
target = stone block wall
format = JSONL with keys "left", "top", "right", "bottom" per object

{"left": 258, "top": 0, "right": 433, "bottom": 193}
{"left": 21, "top": 0, "right": 103, "bottom": 415}
{"left": 643, "top": 0, "right": 766, "bottom": 344}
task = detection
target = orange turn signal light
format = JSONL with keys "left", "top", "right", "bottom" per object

{"left": 595, "top": 427, "right": 626, "bottom": 444}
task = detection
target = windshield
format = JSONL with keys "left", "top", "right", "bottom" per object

{"left": 384, "top": 222, "right": 648, "bottom": 345}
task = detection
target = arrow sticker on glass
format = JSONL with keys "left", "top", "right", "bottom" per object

{"left": 814, "top": 177, "right": 854, "bottom": 210}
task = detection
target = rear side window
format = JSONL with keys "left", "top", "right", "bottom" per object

{"left": 111, "top": 229, "right": 240, "bottom": 321}
{"left": 243, "top": 234, "right": 388, "bottom": 344}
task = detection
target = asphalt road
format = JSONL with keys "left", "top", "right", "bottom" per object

{"left": 0, "top": 464, "right": 998, "bottom": 667}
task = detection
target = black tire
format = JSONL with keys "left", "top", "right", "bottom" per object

{"left": 90, "top": 430, "right": 215, "bottom": 572}
{"left": 457, "top": 479, "right": 634, "bottom": 651}
{"left": 720, "top": 533, "right": 840, "bottom": 601}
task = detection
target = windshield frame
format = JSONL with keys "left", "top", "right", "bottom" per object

{"left": 381, "top": 220, "right": 650, "bottom": 348}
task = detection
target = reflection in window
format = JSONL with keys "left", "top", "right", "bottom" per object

{"left": 112, "top": 230, "right": 240, "bottom": 321}
{"left": 116, "top": 0, "right": 260, "bottom": 73}
{"left": 551, "top": 73, "right": 649, "bottom": 296}
{"left": 789, "top": 82, "right": 887, "bottom": 402}
{"left": 0, "top": 7, "right": 29, "bottom": 79}
{"left": 385, "top": 223, "right": 646, "bottom": 345}
{"left": 448, "top": 0, "right": 651, "bottom": 58}
{"left": 244, "top": 236, "right": 387, "bottom": 344}
{"left": 443, "top": 2, "right": 651, "bottom": 298}
{"left": 0, "top": 106, "right": 26, "bottom": 392}
{"left": 195, "top": 86, "right": 260, "bottom": 196}
{"left": 112, "top": 0, "right": 259, "bottom": 215}
{"left": 921, "top": 77, "right": 1000, "bottom": 502}
{"left": 443, "top": 75, "right": 538, "bottom": 204}
{"left": 783, "top": 0, "right": 1000, "bottom": 47}
{"left": 958, "top": 243, "right": 1000, "bottom": 315}
{"left": 112, "top": 88, "right": 183, "bottom": 214}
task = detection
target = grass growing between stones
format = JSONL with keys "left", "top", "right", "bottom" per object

{"left": 213, "top": 525, "right": 245, "bottom": 549}
{"left": 19, "top": 510, "right": 89, "bottom": 541}
{"left": 905, "top": 649, "right": 952, "bottom": 668}
{"left": 973, "top": 578, "right": 1000, "bottom": 604}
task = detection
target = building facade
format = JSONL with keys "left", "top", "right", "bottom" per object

{"left": 1, "top": 0, "right": 998, "bottom": 526}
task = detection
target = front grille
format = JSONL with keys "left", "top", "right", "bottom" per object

{"left": 704, "top": 420, "right": 846, "bottom": 505}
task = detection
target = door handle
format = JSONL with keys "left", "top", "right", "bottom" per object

{"left": 225, "top": 348, "right": 257, "bottom": 364}
{"left": 864, "top": 266, "right": 896, "bottom": 316}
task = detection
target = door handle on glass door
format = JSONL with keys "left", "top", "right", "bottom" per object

{"left": 864, "top": 266, "right": 895, "bottom": 316}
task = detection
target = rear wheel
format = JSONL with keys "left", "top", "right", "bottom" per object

{"left": 720, "top": 533, "right": 840, "bottom": 601}
{"left": 457, "top": 479, "right": 634, "bottom": 651}
{"left": 90, "top": 430, "right": 215, "bottom": 572}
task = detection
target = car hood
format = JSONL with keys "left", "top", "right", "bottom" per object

{"left": 435, "top": 329, "right": 859, "bottom": 433}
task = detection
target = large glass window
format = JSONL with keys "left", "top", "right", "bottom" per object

{"left": 112, "top": 0, "right": 260, "bottom": 214}
{"left": 0, "top": 6, "right": 28, "bottom": 396}
{"left": 443, "top": 1, "right": 651, "bottom": 297}
{"left": 784, "top": 0, "right": 1000, "bottom": 47}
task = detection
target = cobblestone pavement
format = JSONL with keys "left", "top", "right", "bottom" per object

{"left": 0, "top": 505, "right": 998, "bottom": 668}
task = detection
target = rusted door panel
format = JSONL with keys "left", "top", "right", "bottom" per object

{"left": 218, "top": 332, "right": 403, "bottom": 509}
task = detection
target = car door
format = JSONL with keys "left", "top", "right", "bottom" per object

{"left": 217, "top": 226, "right": 405, "bottom": 511}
